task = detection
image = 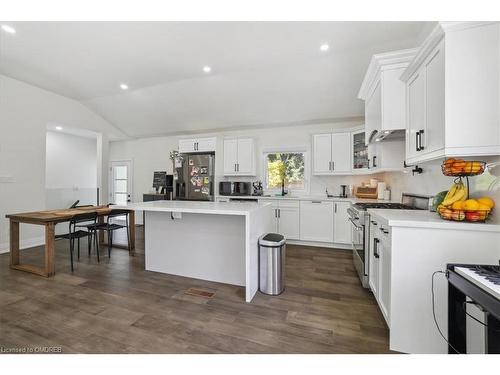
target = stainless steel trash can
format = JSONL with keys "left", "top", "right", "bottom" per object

{"left": 259, "top": 233, "right": 286, "bottom": 295}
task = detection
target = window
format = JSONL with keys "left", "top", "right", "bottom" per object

{"left": 265, "top": 152, "right": 306, "bottom": 191}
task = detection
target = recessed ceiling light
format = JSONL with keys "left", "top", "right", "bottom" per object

{"left": 120, "top": 83, "right": 129, "bottom": 90}
{"left": 319, "top": 43, "right": 329, "bottom": 52}
{"left": 203, "top": 66, "right": 212, "bottom": 73}
{"left": 1, "top": 25, "right": 16, "bottom": 34}
{"left": 55, "top": 126, "right": 63, "bottom": 131}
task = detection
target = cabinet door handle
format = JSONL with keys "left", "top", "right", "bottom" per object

{"left": 278, "top": 208, "right": 280, "bottom": 218}
{"left": 372, "top": 156, "right": 377, "bottom": 168}
{"left": 374, "top": 238, "right": 380, "bottom": 259}
{"left": 370, "top": 220, "right": 377, "bottom": 225}
{"left": 334, "top": 203, "right": 337, "bottom": 213}
{"left": 237, "top": 163, "right": 239, "bottom": 172}
{"left": 416, "top": 132, "right": 420, "bottom": 152}
{"left": 419, "top": 130, "right": 425, "bottom": 151}
{"left": 332, "top": 161, "right": 334, "bottom": 171}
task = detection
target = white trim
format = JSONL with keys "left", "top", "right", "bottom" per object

{"left": 0, "top": 236, "right": 45, "bottom": 254}
{"left": 287, "top": 239, "right": 351, "bottom": 250}
{"left": 358, "top": 48, "right": 418, "bottom": 99}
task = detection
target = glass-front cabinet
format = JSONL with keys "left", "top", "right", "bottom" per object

{"left": 352, "top": 129, "right": 369, "bottom": 172}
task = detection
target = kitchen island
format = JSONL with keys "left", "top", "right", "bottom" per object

{"left": 114, "top": 200, "right": 273, "bottom": 302}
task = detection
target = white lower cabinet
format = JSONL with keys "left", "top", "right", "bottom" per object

{"left": 268, "top": 200, "right": 300, "bottom": 240}
{"left": 333, "top": 201, "right": 352, "bottom": 244}
{"left": 368, "top": 214, "right": 391, "bottom": 326}
{"left": 299, "top": 201, "right": 334, "bottom": 243}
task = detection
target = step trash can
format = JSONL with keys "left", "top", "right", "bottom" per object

{"left": 259, "top": 233, "right": 286, "bottom": 295}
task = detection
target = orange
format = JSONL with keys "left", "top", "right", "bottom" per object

{"left": 451, "top": 201, "right": 465, "bottom": 210}
{"left": 477, "top": 197, "right": 495, "bottom": 209}
{"left": 477, "top": 203, "right": 492, "bottom": 212}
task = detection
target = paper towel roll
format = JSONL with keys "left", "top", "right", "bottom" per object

{"left": 377, "top": 182, "right": 386, "bottom": 199}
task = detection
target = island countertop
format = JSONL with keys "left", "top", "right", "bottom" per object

{"left": 114, "top": 200, "right": 271, "bottom": 216}
{"left": 367, "top": 208, "right": 500, "bottom": 232}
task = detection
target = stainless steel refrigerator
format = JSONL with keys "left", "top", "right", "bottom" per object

{"left": 173, "top": 153, "right": 215, "bottom": 201}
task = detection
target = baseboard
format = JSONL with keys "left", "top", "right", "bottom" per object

{"left": 0, "top": 236, "right": 46, "bottom": 254}
{"left": 286, "top": 239, "right": 352, "bottom": 250}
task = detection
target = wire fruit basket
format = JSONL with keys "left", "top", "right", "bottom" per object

{"left": 441, "top": 159, "right": 486, "bottom": 177}
{"left": 437, "top": 206, "right": 491, "bottom": 222}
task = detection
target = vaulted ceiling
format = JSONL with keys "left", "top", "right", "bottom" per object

{"left": 0, "top": 22, "right": 431, "bottom": 138}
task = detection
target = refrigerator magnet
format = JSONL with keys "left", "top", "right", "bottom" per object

{"left": 188, "top": 159, "right": 194, "bottom": 166}
{"left": 203, "top": 177, "right": 209, "bottom": 184}
{"left": 200, "top": 166, "right": 208, "bottom": 174}
{"left": 201, "top": 187, "right": 209, "bottom": 195}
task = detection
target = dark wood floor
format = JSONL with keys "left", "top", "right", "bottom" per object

{"left": 0, "top": 226, "right": 391, "bottom": 353}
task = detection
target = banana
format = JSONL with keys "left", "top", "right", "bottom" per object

{"left": 444, "top": 183, "right": 458, "bottom": 202}
{"left": 442, "top": 183, "right": 466, "bottom": 206}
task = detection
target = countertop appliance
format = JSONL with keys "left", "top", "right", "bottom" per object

{"left": 173, "top": 153, "right": 215, "bottom": 201}
{"left": 347, "top": 193, "right": 431, "bottom": 288}
{"left": 219, "top": 181, "right": 252, "bottom": 196}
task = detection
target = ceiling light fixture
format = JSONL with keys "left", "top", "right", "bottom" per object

{"left": 120, "top": 83, "right": 129, "bottom": 90}
{"left": 203, "top": 66, "right": 212, "bottom": 73}
{"left": 55, "top": 126, "right": 63, "bottom": 131}
{"left": 319, "top": 43, "right": 329, "bottom": 52}
{"left": 1, "top": 25, "right": 16, "bottom": 34}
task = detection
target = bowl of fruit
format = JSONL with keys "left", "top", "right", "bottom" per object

{"left": 437, "top": 196, "right": 495, "bottom": 222}
{"left": 441, "top": 158, "right": 486, "bottom": 176}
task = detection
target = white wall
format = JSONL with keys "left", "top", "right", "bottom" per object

{"left": 45, "top": 131, "right": 98, "bottom": 210}
{"left": 0, "top": 75, "right": 124, "bottom": 252}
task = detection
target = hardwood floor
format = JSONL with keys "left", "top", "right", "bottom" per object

{"left": 0, "top": 226, "right": 391, "bottom": 353}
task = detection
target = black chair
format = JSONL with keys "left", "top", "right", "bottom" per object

{"left": 59, "top": 212, "right": 99, "bottom": 271}
{"left": 96, "top": 209, "right": 131, "bottom": 258}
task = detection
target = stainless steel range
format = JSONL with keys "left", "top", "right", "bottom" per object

{"left": 348, "top": 193, "right": 432, "bottom": 288}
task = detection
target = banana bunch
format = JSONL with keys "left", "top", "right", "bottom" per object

{"left": 441, "top": 180, "right": 467, "bottom": 206}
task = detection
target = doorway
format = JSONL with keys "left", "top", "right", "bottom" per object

{"left": 109, "top": 160, "right": 133, "bottom": 205}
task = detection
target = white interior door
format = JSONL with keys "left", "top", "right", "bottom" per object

{"left": 110, "top": 160, "right": 133, "bottom": 205}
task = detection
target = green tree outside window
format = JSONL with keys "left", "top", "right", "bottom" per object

{"left": 266, "top": 153, "right": 305, "bottom": 189}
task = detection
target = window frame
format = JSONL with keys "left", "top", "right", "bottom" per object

{"left": 262, "top": 149, "right": 309, "bottom": 195}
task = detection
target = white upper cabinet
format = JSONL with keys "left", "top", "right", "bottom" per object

{"left": 331, "top": 133, "right": 352, "bottom": 173}
{"left": 352, "top": 129, "right": 369, "bottom": 172}
{"left": 222, "top": 138, "right": 256, "bottom": 176}
{"left": 312, "top": 132, "right": 351, "bottom": 175}
{"left": 401, "top": 22, "right": 500, "bottom": 164}
{"left": 178, "top": 137, "right": 216, "bottom": 153}
{"left": 358, "top": 48, "right": 417, "bottom": 143}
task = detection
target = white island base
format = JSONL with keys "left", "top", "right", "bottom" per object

{"left": 116, "top": 201, "right": 273, "bottom": 302}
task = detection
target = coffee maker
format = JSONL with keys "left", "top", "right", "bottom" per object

{"left": 340, "top": 185, "right": 348, "bottom": 198}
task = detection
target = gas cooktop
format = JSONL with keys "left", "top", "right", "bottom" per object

{"left": 353, "top": 202, "right": 422, "bottom": 210}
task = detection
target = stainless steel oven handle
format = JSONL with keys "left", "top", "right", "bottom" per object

{"left": 348, "top": 218, "right": 363, "bottom": 230}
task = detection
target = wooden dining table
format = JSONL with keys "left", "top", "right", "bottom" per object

{"left": 5, "top": 205, "right": 135, "bottom": 277}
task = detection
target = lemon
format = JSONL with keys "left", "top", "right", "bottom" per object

{"left": 477, "top": 197, "right": 495, "bottom": 209}
{"left": 463, "top": 199, "right": 480, "bottom": 211}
